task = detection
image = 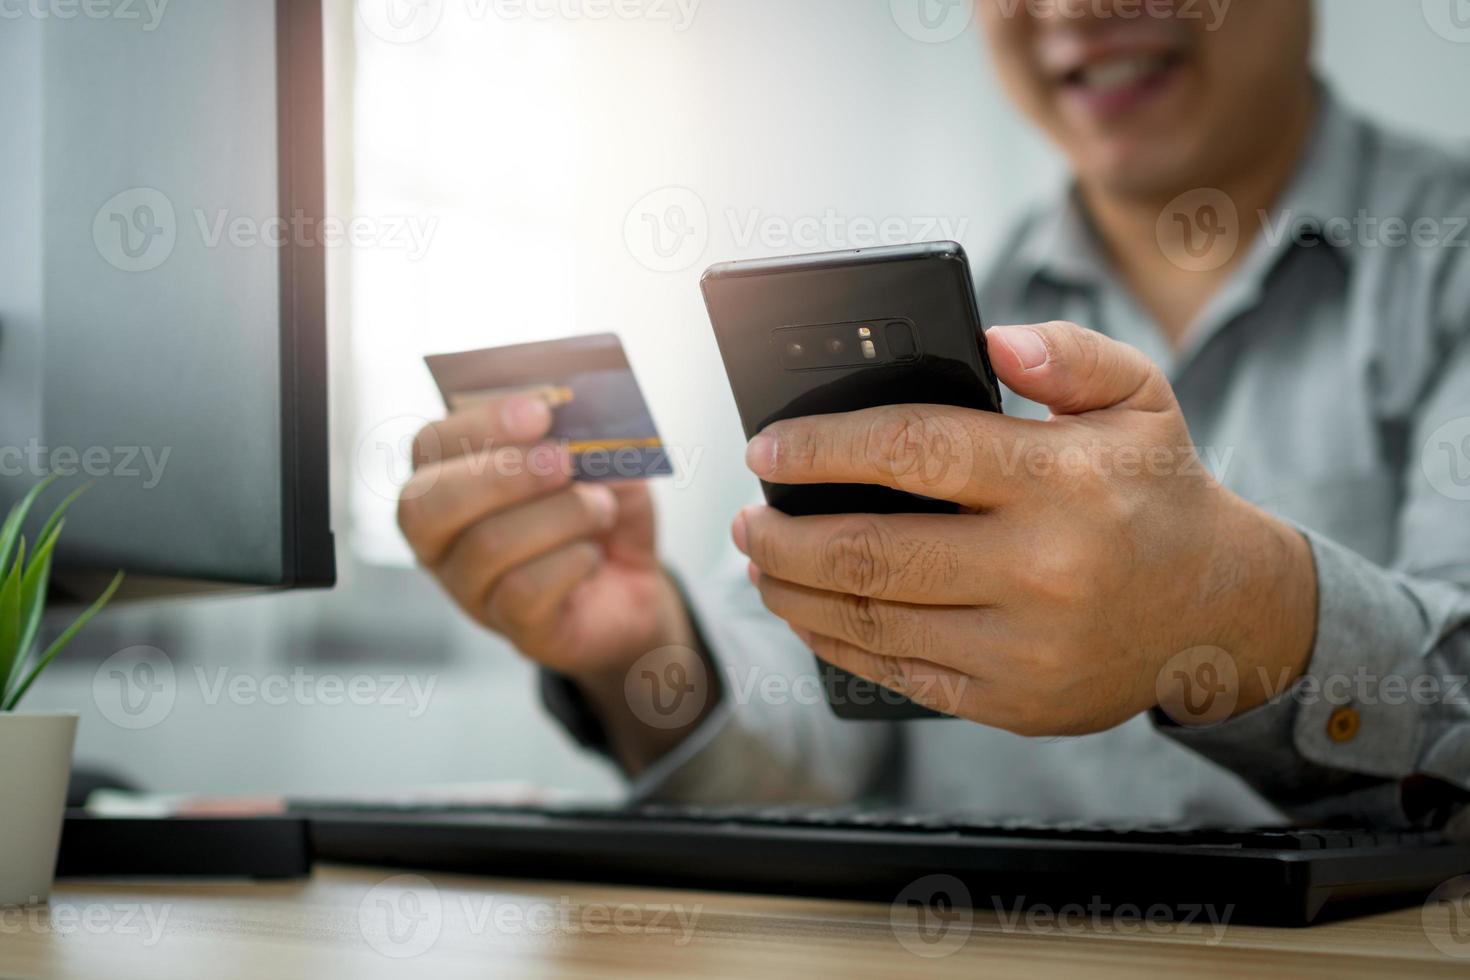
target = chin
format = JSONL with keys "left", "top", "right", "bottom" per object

{"left": 1077, "top": 141, "right": 1206, "bottom": 203}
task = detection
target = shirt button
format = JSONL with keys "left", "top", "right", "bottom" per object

{"left": 1327, "top": 706, "right": 1361, "bottom": 743}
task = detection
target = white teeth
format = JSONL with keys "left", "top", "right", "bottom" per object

{"left": 1077, "top": 55, "right": 1167, "bottom": 92}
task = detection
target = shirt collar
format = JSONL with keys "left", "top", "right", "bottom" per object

{"left": 1260, "top": 84, "right": 1366, "bottom": 262}
{"left": 1012, "top": 184, "right": 1110, "bottom": 291}
{"left": 1013, "top": 84, "right": 1367, "bottom": 294}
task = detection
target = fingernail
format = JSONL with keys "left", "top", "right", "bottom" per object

{"left": 502, "top": 396, "right": 551, "bottom": 440}
{"left": 576, "top": 483, "right": 617, "bottom": 530}
{"left": 731, "top": 508, "right": 749, "bottom": 554}
{"left": 746, "top": 432, "right": 776, "bottom": 478}
{"left": 993, "top": 326, "right": 1049, "bottom": 371}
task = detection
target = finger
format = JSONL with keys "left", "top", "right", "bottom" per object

{"left": 435, "top": 483, "right": 618, "bottom": 614}
{"left": 412, "top": 394, "right": 554, "bottom": 468}
{"left": 484, "top": 541, "right": 603, "bottom": 645}
{"left": 734, "top": 505, "right": 1003, "bottom": 605}
{"left": 744, "top": 404, "right": 1048, "bottom": 508}
{"left": 986, "top": 322, "right": 1175, "bottom": 416}
{"left": 398, "top": 445, "right": 572, "bottom": 565}
{"left": 602, "top": 482, "right": 657, "bottom": 564}
{"left": 800, "top": 631, "right": 975, "bottom": 718}
{"left": 752, "top": 570, "right": 992, "bottom": 671}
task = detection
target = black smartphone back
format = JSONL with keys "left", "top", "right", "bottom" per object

{"left": 701, "top": 241, "right": 1002, "bottom": 720}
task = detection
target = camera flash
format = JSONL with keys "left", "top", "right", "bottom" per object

{"left": 858, "top": 326, "right": 872, "bottom": 338}
{"left": 861, "top": 339, "right": 877, "bottom": 359}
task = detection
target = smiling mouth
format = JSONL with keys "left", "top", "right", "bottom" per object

{"left": 1061, "top": 52, "right": 1184, "bottom": 94}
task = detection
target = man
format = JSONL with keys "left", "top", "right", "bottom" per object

{"left": 397, "top": 0, "right": 1470, "bottom": 827}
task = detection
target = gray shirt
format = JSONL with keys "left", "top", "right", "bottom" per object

{"left": 552, "top": 89, "right": 1470, "bottom": 828}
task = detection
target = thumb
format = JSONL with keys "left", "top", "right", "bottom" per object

{"left": 986, "top": 321, "right": 1174, "bottom": 416}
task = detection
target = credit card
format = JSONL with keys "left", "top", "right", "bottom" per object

{"left": 424, "top": 333, "right": 674, "bottom": 482}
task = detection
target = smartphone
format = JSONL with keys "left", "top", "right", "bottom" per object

{"left": 701, "top": 241, "right": 1002, "bottom": 720}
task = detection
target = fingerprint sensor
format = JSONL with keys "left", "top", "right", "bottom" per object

{"left": 885, "top": 321, "right": 917, "bottom": 359}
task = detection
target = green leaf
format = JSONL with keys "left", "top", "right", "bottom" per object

{"left": 4, "top": 570, "right": 124, "bottom": 711}
{"left": 0, "top": 538, "right": 26, "bottom": 702}
{"left": 0, "top": 476, "right": 55, "bottom": 580}
{"left": 6, "top": 520, "right": 65, "bottom": 703}
{"left": 35, "top": 483, "right": 88, "bottom": 559}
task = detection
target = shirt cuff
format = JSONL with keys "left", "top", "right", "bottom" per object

{"left": 621, "top": 569, "right": 892, "bottom": 805}
{"left": 539, "top": 564, "right": 893, "bottom": 805}
{"left": 538, "top": 668, "right": 613, "bottom": 755}
{"left": 1154, "top": 529, "right": 1432, "bottom": 824}
{"left": 534, "top": 568, "right": 819, "bottom": 803}
{"left": 536, "top": 568, "right": 729, "bottom": 771}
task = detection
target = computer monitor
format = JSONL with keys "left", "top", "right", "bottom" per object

{"left": 0, "top": 0, "right": 335, "bottom": 598}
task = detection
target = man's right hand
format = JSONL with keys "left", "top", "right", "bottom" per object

{"left": 397, "top": 392, "right": 692, "bottom": 688}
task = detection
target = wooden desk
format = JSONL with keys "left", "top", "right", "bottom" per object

{"left": 1, "top": 865, "right": 1465, "bottom": 979}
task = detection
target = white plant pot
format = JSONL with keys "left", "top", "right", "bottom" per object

{"left": 0, "top": 712, "right": 78, "bottom": 905}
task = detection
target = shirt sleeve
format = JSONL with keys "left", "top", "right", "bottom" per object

{"left": 541, "top": 544, "right": 898, "bottom": 806}
{"left": 1155, "top": 320, "right": 1470, "bottom": 828}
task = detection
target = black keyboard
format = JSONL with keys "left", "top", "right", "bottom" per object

{"left": 296, "top": 800, "right": 1470, "bottom": 926}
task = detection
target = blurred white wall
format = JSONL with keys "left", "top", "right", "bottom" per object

{"left": 23, "top": 0, "right": 1470, "bottom": 799}
{"left": 0, "top": 17, "right": 45, "bottom": 461}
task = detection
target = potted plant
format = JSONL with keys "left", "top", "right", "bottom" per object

{"left": 0, "top": 477, "right": 123, "bottom": 906}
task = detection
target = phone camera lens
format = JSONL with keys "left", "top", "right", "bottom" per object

{"left": 826, "top": 338, "right": 845, "bottom": 354}
{"left": 786, "top": 342, "right": 805, "bottom": 357}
